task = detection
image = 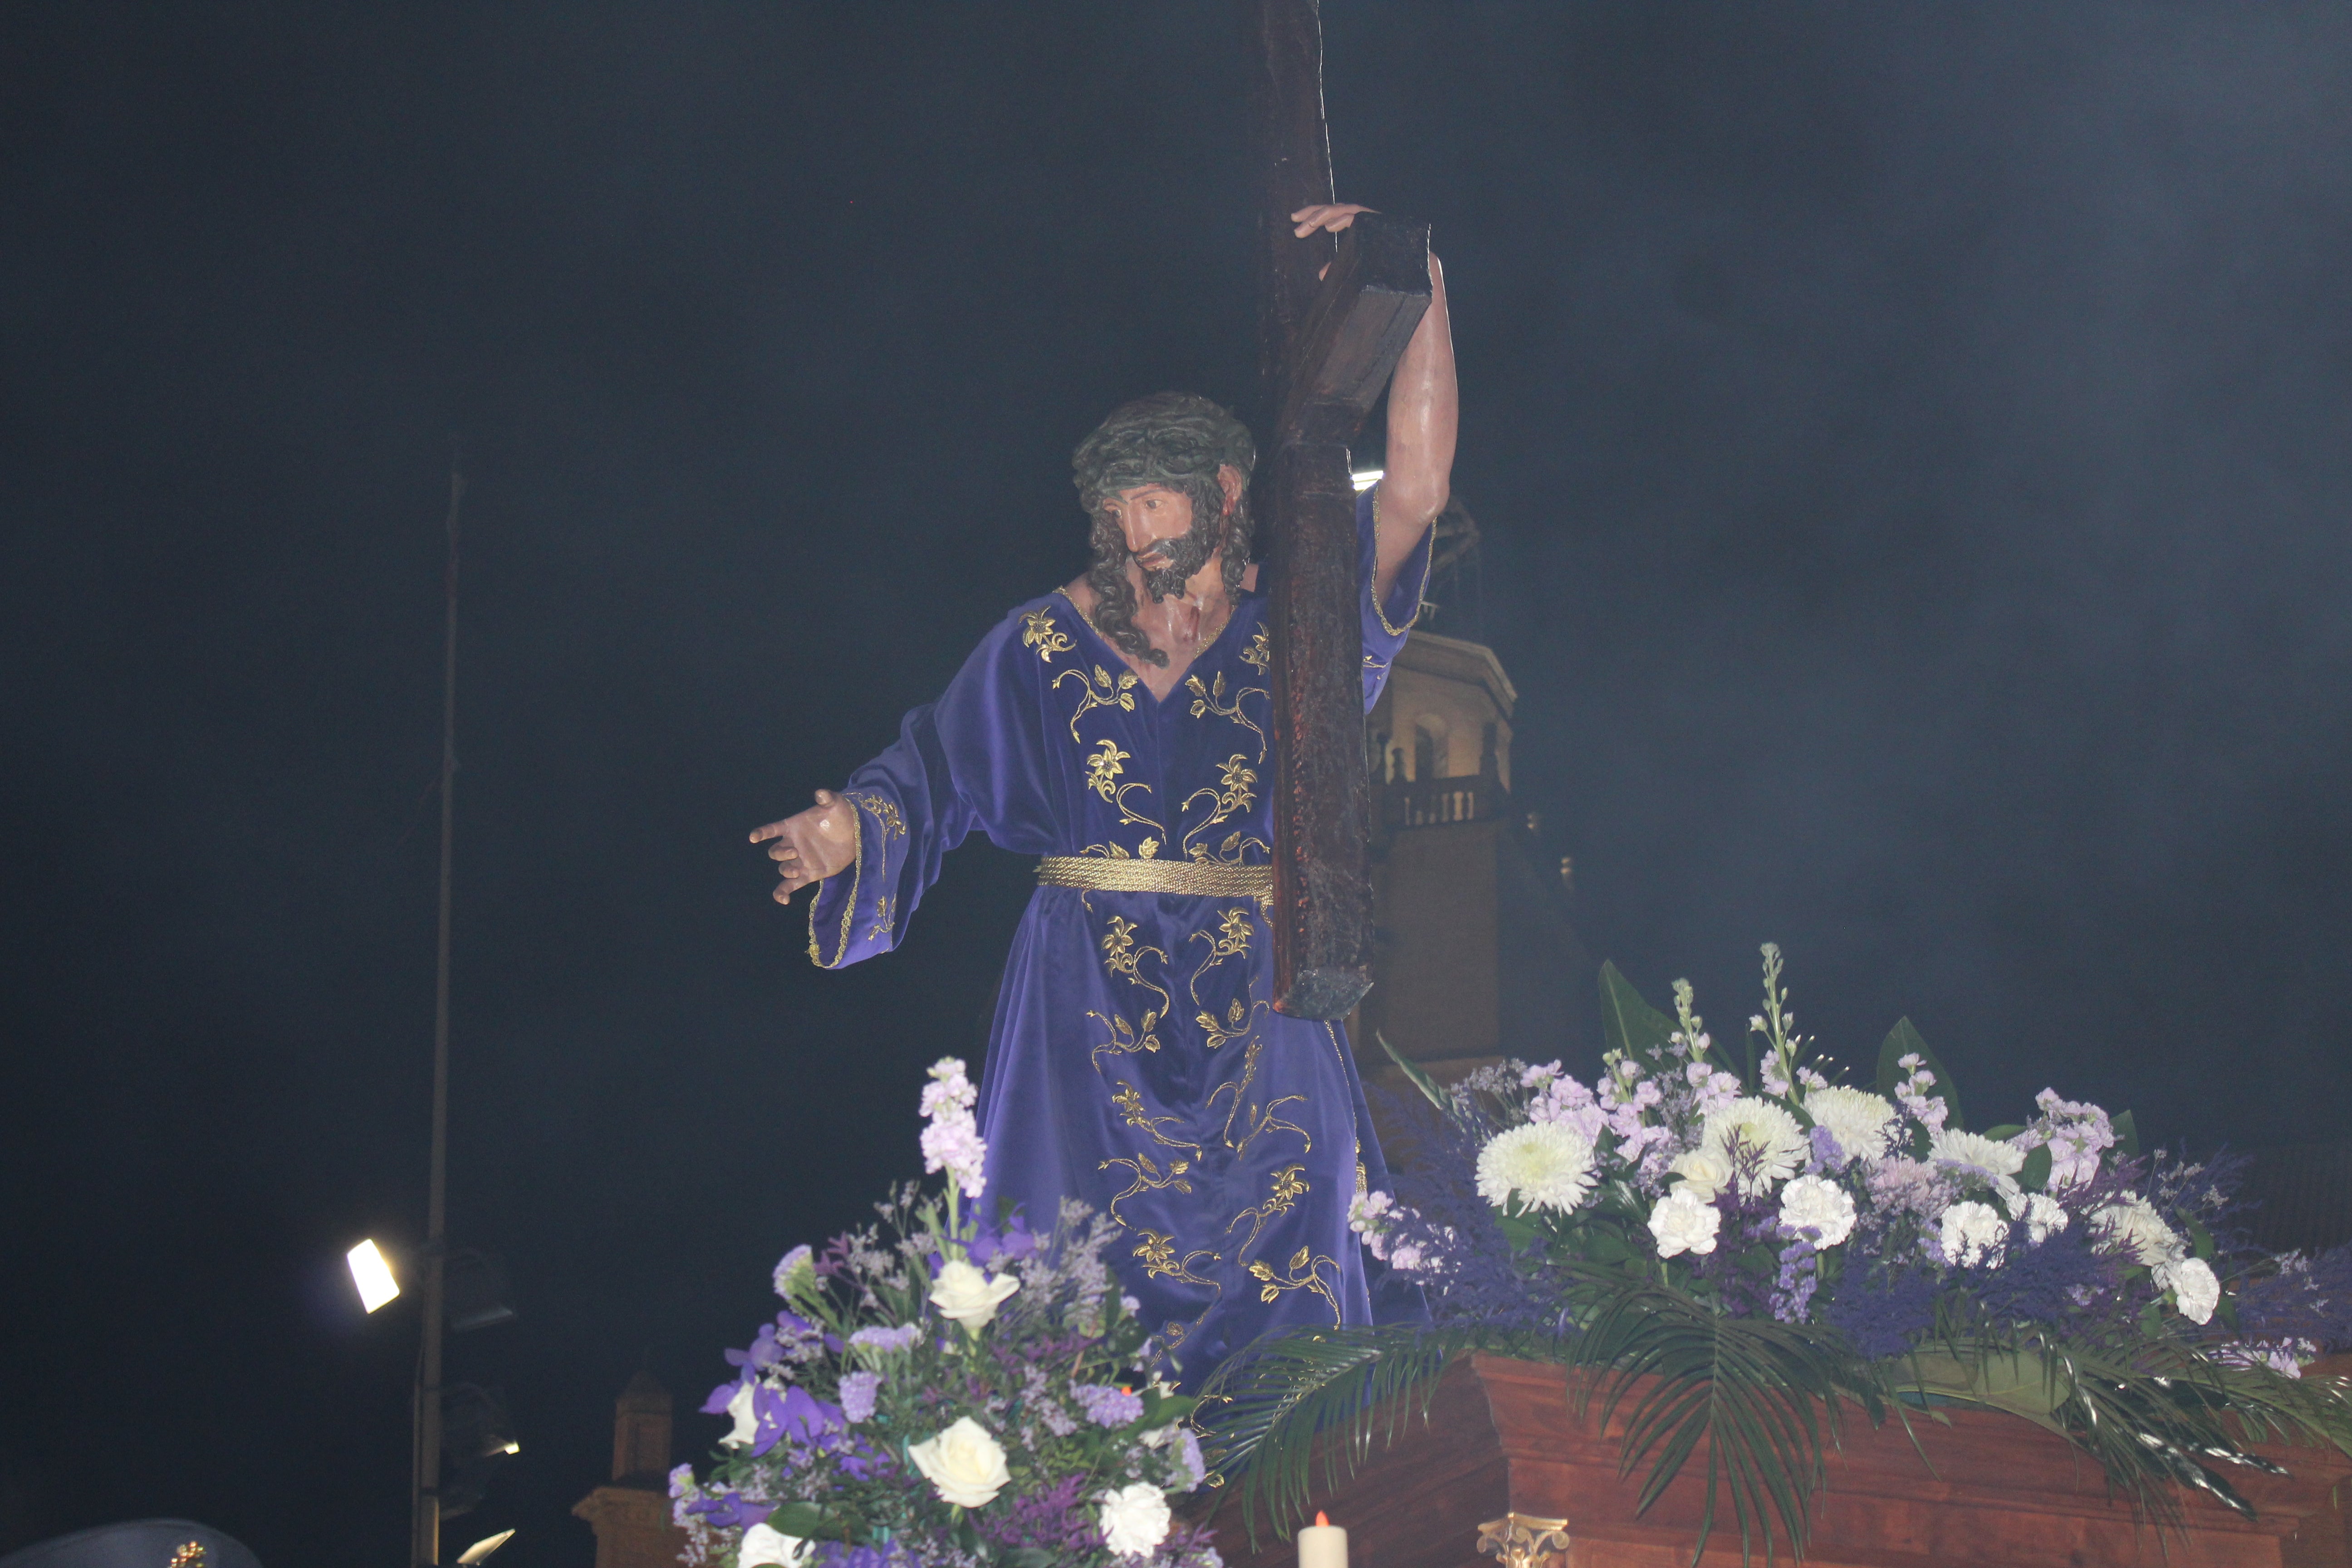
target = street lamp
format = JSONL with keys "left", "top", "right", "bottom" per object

{"left": 347, "top": 1240, "right": 400, "bottom": 1313}
{"left": 455, "top": 1530, "right": 514, "bottom": 1565}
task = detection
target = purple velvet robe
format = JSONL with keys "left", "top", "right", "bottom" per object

{"left": 809, "top": 487, "right": 1431, "bottom": 1383}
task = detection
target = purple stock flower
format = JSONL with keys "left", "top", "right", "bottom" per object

{"left": 847, "top": 1322, "right": 923, "bottom": 1354}
{"left": 839, "top": 1369, "right": 882, "bottom": 1424}
{"left": 1072, "top": 1382, "right": 1144, "bottom": 1427}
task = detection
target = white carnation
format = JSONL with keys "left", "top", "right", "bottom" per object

{"left": 1096, "top": 1482, "right": 1172, "bottom": 1558}
{"left": 2091, "top": 1197, "right": 2183, "bottom": 1267}
{"left": 1701, "top": 1097, "right": 1808, "bottom": 1194}
{"left": 1647, "top": 1186, "right": 1722, "bottom": 1258}
{"left": 929, "top": 1258, "right": 1019, "bottom": 1332}
{"left": 1803, "top": 1086, "right": 1897, "bottom": 1164}
{"left": 739, "top": 1523, "right": 813, "bottom": 1568}
{"left": 2157, "top": 1255, "right": 2221, "bottom": 1325}
{"left": 906, "top": 1415, "right": 1011, "bottom": 1508}
{"left": 2019, "top": 1192, "right": 2070, "bottom": 1245}
{"left": 1475, "top": 1122, "right": 1598, "bottom": 1213}
{"left": 1937, "top": 1199, "right": 2008, "bottom": 1269}
{"left": 1777, "top": 1173, "right": 1857, "bottom": 1247}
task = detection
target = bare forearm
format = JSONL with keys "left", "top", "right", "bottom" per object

{"left": 1375, "top": 255, "right": 1457, "bottom": 597}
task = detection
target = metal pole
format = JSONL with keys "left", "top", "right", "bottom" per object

{"left": 413, "top": 455, "right": 465, "bottom": 1568}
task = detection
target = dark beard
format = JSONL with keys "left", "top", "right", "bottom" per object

{"left": 1083, "top": 475, "right": 1251, "bottom": 669}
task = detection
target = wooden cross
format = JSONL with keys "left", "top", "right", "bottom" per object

{"left": 1243, "top": 0, "right": 1432, "bottom": 1020}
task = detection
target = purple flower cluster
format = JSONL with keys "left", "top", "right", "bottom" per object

{"left": 1071, "top": 1382, "right": 1143, "bottom": 1427}
{"left": 971, "top": 1472, "right": 1099, "bottom": 1556}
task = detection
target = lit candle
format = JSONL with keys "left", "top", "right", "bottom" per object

{"left": 1298, "top": 1510, "right": 1347, "bottom": 1568}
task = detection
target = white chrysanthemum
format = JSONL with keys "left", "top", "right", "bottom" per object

{"left": 1701, "top": 1097, "right": 1808, "bottom": 1194}
{"left": 1803, "top": 1086, "right": 1897, "bottom": 1163}
{"left": 1937, "top": 1199, "right": 2009, "bottom": 1269}
{"left": 2156, "top": 1256, "right": 2221, "bottom": 1325}
{"left": 1476, "top": 1122, "right": 1598, "bottom": 1212}
{"left": 1648, "top": 1186, "right": 1722, "bottom": 1258}
{"left": 1777, "top": 1174, "right": 1857, "bottom": 1247}
{"left": 1669, "top": 1145, "right": 1734, "bottom": 1202}
{"left": 2091, "top": 1197, "right": 2183, "bottom": 1267}
{"left": 1930, "top": 1127, "right": 2027, "bottom": 1184}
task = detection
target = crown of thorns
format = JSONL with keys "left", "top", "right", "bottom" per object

{"left": 1071, "top": 392, "right": 1255, "bottom": 506}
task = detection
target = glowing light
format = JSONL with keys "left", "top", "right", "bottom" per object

{"left": 346, "top": 1239, "right": 399, "bottom": 1313}
{"left": 456, "top": 1529, "right": 515, "bottom": 1564}
{"left": 1350, "top": 469, "right": 1383, "bottom": 492}
{"left": 501, "top": 1441, "right": 520, "bottom": 1455}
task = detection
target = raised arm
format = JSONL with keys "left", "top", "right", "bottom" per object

{"left": 1288, "top": 205, "right": 1457, "bottom": 604}
{"left": 1375, "top": 252, "right": 1455, "bottom": 600}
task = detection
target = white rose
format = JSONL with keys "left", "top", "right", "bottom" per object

{"left": 929, "top": 1257, "right": 1020, "bottom": 1332}
{"left": 1777, "top": 1174, "right": 1857, "bottom": 1248}
{"left": 906, "top": 1415, "right": 1011, "bottom": 1509}
{"left": 2157, "top": 1255, "right": 2221, "bottom": 1325}
{"left": 1097, "top": 1481, "right": 1172, "bottom": 1558}
{"left": 738, "top": 1522, "right": 813, "bottom": 1568}
{"left": 1647, "top": 1186, "right": 1721, "bottom": 1259}
{"left": 1669, "top": 1146, "right": 1734, "bottom": 1203}
{"left": 720, "top": 1381, "right": 759, "bottom": 1449}
{"left": 1937, "top": 1200, "right": 2008, "bottom": 1269}
{"left": 1475, "top": 1122, "right": 1598, "bottom": 1212}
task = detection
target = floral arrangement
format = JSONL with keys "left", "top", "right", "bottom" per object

{"left": 1204, "top": 948, "right": 2352, "bottom": 1558}
{"left": 672, "top": 1058, "right": 1220, "bottom": 1568}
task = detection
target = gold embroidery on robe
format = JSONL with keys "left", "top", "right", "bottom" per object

{"left": 1100, "top": 1152, "right": 1194, "bottom": 1226}
{"left": 1247, "top": 1245, "right": 1343, "bottom": 1327}
{"left": 1084, "top": 738, "right": 1165, "bottom": 835}
{"left": 1210, "top": 1036, "right": 1310, "bottom": 1161}
{"left": 843, "top": 790, "right": 905, "bottom": 840}
{"left": 1226, "top": 1162, "right": 1308, "bottom": 1256}
{"left": 1110, "top": 1081, "right": 1201, "bottom": 1161}
{"left": 1021, "top": 607, "right": 1073, "bottom": 662}
{"left": 1185, "top": 670, "right": 1267, "bottom": 764}
{"left": 1053, "top": 663, "right": 1140, "bottom": 741}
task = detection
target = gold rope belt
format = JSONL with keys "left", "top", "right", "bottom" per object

{"left": 1034, "top": 855, "right": 1274, "bottom": 900}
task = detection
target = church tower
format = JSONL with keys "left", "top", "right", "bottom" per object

{"left": 573, "top": 1373, "right": 688, "bottom": 1568}
{"left": 1352, "top": 496, "right": 1595, "bottom": 1123}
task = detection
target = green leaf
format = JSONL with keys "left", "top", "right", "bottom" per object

{"left": 1600, "top": 960, "right": 1679, "bottom": 1060}
{"left": 2113, "top": 1109, "right": 2141, "bottom": 1157}
{"left": 1000, "top": 1552, "right": 1058, "bottom": 1568}
{"left": 1980, "top": 1123, "right": 2025, "bottom": 1142}
{"left": 2018, "top": 1142, "right": 2053, "bottom": 1193}
{"left": 1377, "top": 1030, "right": 1454, "bottom": 1118}
{"left": 1876, "top": 1018, "right": 1965, "bottom": 1131}
{"left": 764, "top": 1503, "right": 827, "bottom": 1540}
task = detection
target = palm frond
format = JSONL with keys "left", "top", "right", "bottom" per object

{"left": 1194, "top": 1323, "right": 1487, "bottom": 1548}
{"left": 1568, "top": 1276, "right": 1886, "bottom": 1565}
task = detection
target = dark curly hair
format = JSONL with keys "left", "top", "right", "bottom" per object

{"left": 1072, "top": 392, "right": 1256, "bottom": 667}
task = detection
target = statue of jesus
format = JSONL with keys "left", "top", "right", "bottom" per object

{"left": 751, "top": 204, "right": 1456, "bottom": 1384}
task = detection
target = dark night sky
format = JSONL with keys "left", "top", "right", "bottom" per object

{"left": 5, "top": 4, "right": 2351, "bottom": 1564}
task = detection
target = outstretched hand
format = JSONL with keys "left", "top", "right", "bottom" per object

{"left": 750, "top": 789, "right": 858, "bottom": 904}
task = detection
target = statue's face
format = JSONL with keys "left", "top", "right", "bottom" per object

{"left": 1093, "top": 466, "right": 1240, "bottom": 601}
{"left": 1101, "top": 484, "right": 1198, "bottom": 573}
